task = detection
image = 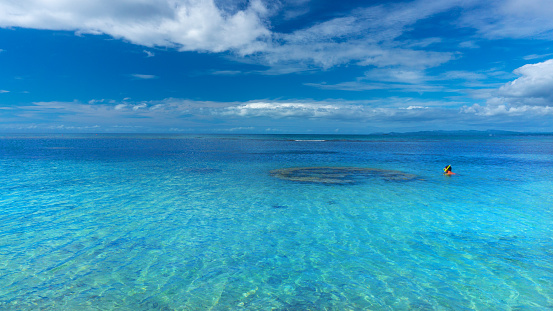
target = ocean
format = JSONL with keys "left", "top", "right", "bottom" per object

{"left": 1, "top": 133, "right": 552, "bottom": 310}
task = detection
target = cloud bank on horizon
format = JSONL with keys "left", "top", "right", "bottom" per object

{"left": 1, "top": 0, "right": 553, "bottom": 133}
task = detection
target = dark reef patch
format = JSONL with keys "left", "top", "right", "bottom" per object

{"left": 270, "top": 167, "right": 417, "bottom": 184}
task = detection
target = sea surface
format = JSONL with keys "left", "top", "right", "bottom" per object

{"left": 1, "top": 133, "right": 552, "bottom": 310}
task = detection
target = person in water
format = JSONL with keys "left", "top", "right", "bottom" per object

{"left": 443, "top": 165, "right": 456, "bottom": 175}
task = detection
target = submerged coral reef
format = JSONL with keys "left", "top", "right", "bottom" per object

{"left": 270, "top": 167, "right": 417, "bottom": 184}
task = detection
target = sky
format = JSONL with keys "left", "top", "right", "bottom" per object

{"left": 1, "top": 0, "right": 553, "bottom": 134}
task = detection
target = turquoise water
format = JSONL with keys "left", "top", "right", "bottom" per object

{"left": 1, "top": 133, "right": 552, "bottom": 310}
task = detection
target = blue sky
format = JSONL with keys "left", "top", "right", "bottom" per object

{"left": 1, "top": 0, "right": 553, "bottom": 133}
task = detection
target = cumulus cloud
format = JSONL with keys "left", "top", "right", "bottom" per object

{"left": 461, "top": 59, "right": 553, "bottom": 119}
{"left": 497, "top": 59, "right": 553, "bottom": 102}
{"left": 0, "top": 0, "right": 271, "bottom": 54}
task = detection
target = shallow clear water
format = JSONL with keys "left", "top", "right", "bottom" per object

{"left": 1, "top": 133, "right": 552, "bottom": 310}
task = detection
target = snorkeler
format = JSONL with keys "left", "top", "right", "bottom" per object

{"left": 443, "top": 165, "right": 456, "bottom": 175}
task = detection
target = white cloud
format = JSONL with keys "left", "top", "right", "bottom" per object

{"left": 1, "top": 0, "right": 460, "bottom": 71}
{"left": 277, "top": 0, "right": 311, "bottom": 20}
{"left": 131, "top": 74, "right": 158, "bottom": 79}
{"left": 221, "top": 102, "right": 343, "bottom": 118}
{"left": 212, "top": 70, "right": 242, "bottom": 75}
{"left": 305, "top": 80, "right": 447, "bottom": 93}
{"left": 114, "top": 103, "right": 128, "bottom": 110}
{"left": 0, "top": 90, "right": 9, "bottom": 93}
{"left": 253, "top": 41, "right": 454, "bottom": 72}
{"left": 458, "top": 41, "right": 479, "bottom": 49}
{"left": 523, "top": 53, "right": 553, "bottom": 61}
{"left": 252, "top": 0, "right": 460, "bottom": 70}
{"left": 461, "top": 104, "right": 553, "bottom": 117}
{"left": 0, "top": 0, "right": 271, "bottom": 54}
{"left": 460, "top": 59, "right": 553, "bottom": 119}
{"left": 5, "top": 96, "right": 553, "bottom": 132}
{"left": 2, "top": 0, "right": 553, "bottom": 72}
{"left": 132, "top": 103, "right": 148, "bottom": 111}
{"left": 226, "top": 127, "right": 255, "bottom": 131}
{"left": 218, "top": 100, "right": 453, "bottom": 122}
{"left": 404, "top": 106, "right": 428, "bottom": 110}
{"left": 10, "top": 97, "right": 449, "bottom": 124}
{"left": 143, "top": 50, "right": 155, "bottom": 57}
{"left": 305, "top": 65, "right": 508, "bottom": 94}
{"left": 248, "top": 0, "right": 553, "bottom": 73}
{"left": 442, "top": 71, "right": 488, "bottom": 81}
{"left": 363, "top": 68, "right": 427, "bottom": 84}
{"left": 497, "top": 59, "right": 553, "bottom": 103}
{"left": 304, "top": 81, "right": 386, "bottom": 91}
{"left": 459, "top": 0, "right": 553, "bottom": 39}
